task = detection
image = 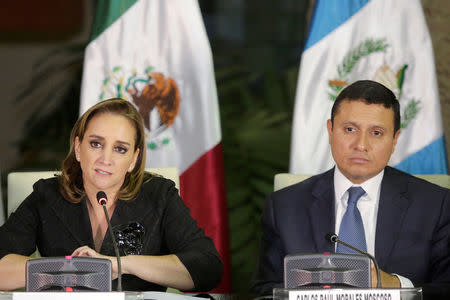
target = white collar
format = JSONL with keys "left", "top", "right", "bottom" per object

{"left": 334, "top": 166, "right": 384, "bottom": 203}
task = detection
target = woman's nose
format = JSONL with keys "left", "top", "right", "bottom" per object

{"left": 100, "top": 148, "right": 113, "bottom": 164}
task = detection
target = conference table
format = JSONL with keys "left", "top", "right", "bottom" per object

{"left": 0, "top": 292, "right": 259, "bottom": 300}
{"left": 0, "top": 288, "right": 424, "bottom": 300}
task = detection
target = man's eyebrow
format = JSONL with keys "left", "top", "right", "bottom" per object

{"left": 342, "top": 121, "right": 359, "bottom": 127}
{"left": 342, "top": 121, "right": 387, "bottom": 127}
{"left": 370, "top": 124, "right": 387, "bottom": 130}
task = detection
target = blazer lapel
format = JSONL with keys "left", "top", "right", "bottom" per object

{"left": 101, "top": 195, "right": 151, "bottom": 253}
{"left": 375, "top": 167, "right": 411, "bottom": 268}
{"left": 309, "top": 169, "right": 335, "bottom": 253}
{"left": 50, "top": 196, "right": 93, "bottom": 247}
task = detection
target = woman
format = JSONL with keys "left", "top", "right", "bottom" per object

{"left": 0, "top": 98, "right": 223, "bottom": 291}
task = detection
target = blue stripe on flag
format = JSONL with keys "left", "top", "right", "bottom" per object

{"left": 304, "top": 0, "right": 371, "bottom": 50}
{"left": 395, "top": 136, "right": 449, "bottom": 174}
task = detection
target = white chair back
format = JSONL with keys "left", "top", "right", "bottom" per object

{"left": 274, "top": 174, "right": 311, "bottom": 191}
{"left": 414, "top": 174, "right": 450, "bottom": 189}
{"left": 7, "top": 171, "right": 58, "bottom": 216}
{"left": 146, "top": 167, "right": 179, "bottom": 191}
{"left": 7, "top": 168, "right": 179, "bottom": 217}
{"left": 274, "top": 173, "right": 450, "bottom": 192}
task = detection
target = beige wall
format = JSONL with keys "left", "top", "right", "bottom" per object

{"left": 422, "top": 0, "right": 450, "bottom": 166}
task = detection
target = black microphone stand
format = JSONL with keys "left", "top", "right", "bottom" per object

{"left": 327, "top": 233, "right": 381, "bottom": 288}
{"left": 100, "top": 201, "right": 122, "bottom": 291}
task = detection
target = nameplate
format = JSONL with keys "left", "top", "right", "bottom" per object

{"left": 288, "top": 289, "right": 400, "bottom": 300}
{"left": 13, "top": 292, "right": 125, "bottom": 300}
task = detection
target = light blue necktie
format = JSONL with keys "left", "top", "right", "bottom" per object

{"left": 336, "top": 186, "right": 367, "bottom": 254}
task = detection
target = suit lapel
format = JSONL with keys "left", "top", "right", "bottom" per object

{"left": 309, "top": 169, "right": 335, "bottom": 253}
{"left": 375, "top": 167, "right": 411, "bottom": 268}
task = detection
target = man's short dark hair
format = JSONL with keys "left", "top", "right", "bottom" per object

{"left": 331, "top": 80, "right": 401, "bottom": 135}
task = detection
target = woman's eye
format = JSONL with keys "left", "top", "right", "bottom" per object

{"left": 115, "top": 146, "right": 128, "bottom": 154}
{"left": 90, "top": 141, "right": 102, "bottom": 148}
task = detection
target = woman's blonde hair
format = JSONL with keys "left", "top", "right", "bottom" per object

{"left": 59, "top": 98, "right": 146, "bottom": 203}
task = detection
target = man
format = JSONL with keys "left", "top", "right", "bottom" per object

{"left": 251, "top": 80, "right": 450, "bottom": 297}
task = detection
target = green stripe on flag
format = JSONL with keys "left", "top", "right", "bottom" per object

{"left": 90, "top": 0, "right": 138, "bottom": 41}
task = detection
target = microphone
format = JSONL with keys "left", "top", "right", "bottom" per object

{"left": 326, "top": 232, "right": 381, "bottom": 288}
{"left": 96, "top": 191, "right": 122, "bottom": 291}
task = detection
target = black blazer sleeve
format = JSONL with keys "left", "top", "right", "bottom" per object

{"left": 155, "top": 178, "right": 224, "bottom": 291}
{"left": 0, "top": 179, "right": 50, "bottom": 259}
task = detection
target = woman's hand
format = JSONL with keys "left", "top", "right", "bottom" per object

{"left": 71, "top": 247, "right": 194, "bottom": 290}
{"left": 71, "top": 246, "right": 119, "bottom": 279}
{"left": 71, "top": 245, "right": 101, "bottom": 257}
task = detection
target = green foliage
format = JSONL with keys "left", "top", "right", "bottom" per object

{"left": 217, "top": 64, "right": 298, "bottom": 292}
{"left": 12, "top": 45, "right": 84, "bottom": 171}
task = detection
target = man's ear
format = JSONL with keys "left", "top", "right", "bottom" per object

{"left": 391, "top": 129, "right": 401, "bottom": 154}
{"left": 326, "top": 119, "right": 333, "bottom": 144}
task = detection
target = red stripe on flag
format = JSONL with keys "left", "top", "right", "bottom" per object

{"left": 180, "top": 142, "right": 230, "bottom": 292}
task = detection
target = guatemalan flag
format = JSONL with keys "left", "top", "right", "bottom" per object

{"left": 80, "top": 0, "right": 230, "bottom": 292}
{"left": 290, "top": 0, "right": 448, "bottom": 175}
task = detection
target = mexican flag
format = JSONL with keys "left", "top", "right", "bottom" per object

{"left": 80, "top": 0, "right": 230, "bottom": 292}
{"left": 290, "top": 0, "right": 448, "bottom": 175}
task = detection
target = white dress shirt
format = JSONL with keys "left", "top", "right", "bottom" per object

{"left": 333, "top": 167, "right": 413, "bottom": 288}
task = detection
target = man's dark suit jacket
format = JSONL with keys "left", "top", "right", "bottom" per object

{"left": 251, "top": 166, "right": 450, "bottom": 296}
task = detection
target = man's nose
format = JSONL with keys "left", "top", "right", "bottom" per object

{"left": 354, "top": 132, "right": 369, "bottom": 151}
